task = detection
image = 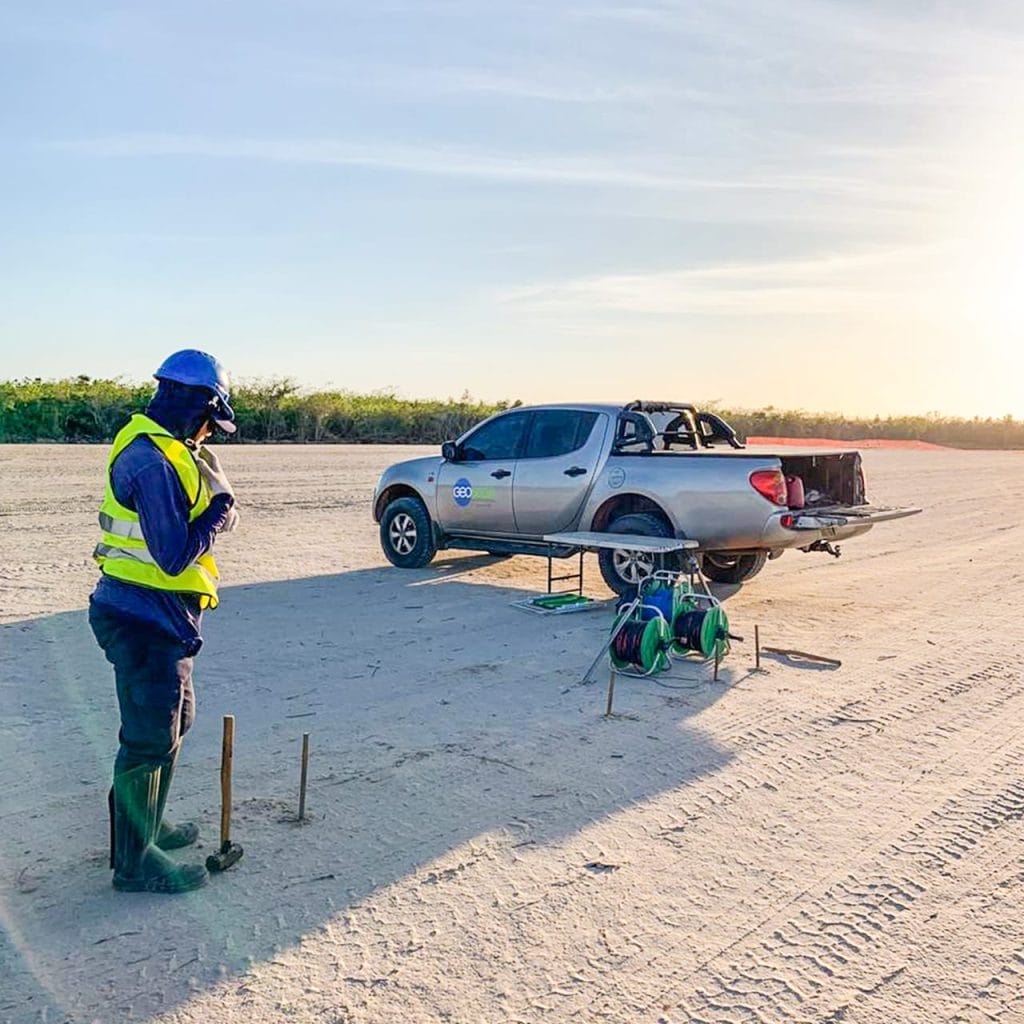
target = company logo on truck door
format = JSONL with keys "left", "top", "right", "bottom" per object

{"left": 453, "top": 478, "right": 473, "bottom": 507}
{"left": 453, "top": 478, "right": 497, "bottom": 508}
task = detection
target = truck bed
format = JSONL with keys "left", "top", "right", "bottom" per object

{"left": 611, "top": 445, "right": 865, "bottom": 508}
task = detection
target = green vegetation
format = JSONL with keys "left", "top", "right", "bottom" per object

{"left": 2, "top": 377, "right": 1023, "bottom": 448}
{"left": 0, "top": 377, "right": 514, "bottom": 444}
{"left": 724, "top": 405, "right": 1024, "bottom": 450}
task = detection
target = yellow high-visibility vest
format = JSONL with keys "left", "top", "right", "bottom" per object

{"left": 93, "top": 413, "right": 220, "bottom": 609}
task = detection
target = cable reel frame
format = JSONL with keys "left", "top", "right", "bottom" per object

{"left": 606, "top": 564, "right": 731, "bottom": 675}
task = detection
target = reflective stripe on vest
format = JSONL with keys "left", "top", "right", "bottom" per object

{"left": 98, "top": 512, "right": 146, "bottom": 542}
{"left": 94, "top": 413, "right": 221, "bottom": 609}
{"left": 94, "top": 542, "right": 155, "bottom": 564}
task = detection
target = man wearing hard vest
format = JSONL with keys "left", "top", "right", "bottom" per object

{"left": 89, "top": 350, "right": 239, "bottom": 893}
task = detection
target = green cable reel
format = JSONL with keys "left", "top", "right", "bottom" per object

{"left": 668, "top": 596, "right": 697, "bottom": 657}
{"left": 611, "top": 575, "right": 730, "bottom": 674}
{"left": 701, "top": 605, "right": 730, "bottom": 660}
{"left": 609, "top": 614, "right": 672, "bottom": 674}
{"left": 670, "top": 601, "right": 730, "bottom": 660}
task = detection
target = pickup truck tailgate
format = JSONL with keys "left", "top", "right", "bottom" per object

{"left": 790, "top": 505, "right": 922, "bottom": 530}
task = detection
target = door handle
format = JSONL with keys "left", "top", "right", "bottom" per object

{"left": 564, "top": 466, "right": 588, "bottom": 477}
{"left": 491, "top": 469, "right": 512, "bottom": 479}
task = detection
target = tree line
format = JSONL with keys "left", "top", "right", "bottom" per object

{"left": 2, "top": 376, "right": 1022, "bottom": 449}
{"left": 0, "top": 377, "right": 512, "bottom": 444}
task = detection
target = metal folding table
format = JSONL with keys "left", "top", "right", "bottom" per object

{"left": 540, "top": 531, "right": 699, "bottom": 594}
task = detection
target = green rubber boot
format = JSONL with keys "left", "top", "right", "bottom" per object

{"left": 111, "top": 765, "right": 208, "bottom": 894}
{"left": 153, "top": 756, "right": 199, "bottom": 851}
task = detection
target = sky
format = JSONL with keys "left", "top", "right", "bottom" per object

{"left": 2, "top": 1, "right": 1024, "bottom": 417}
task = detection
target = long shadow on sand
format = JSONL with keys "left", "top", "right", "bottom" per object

{"left": 0, "top": 558, "right": 744, "bottom": 1023}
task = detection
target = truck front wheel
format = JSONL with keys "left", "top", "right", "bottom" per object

{"left": 701, "top": 550, "right": 768, "bottom": 584}
{"left": 380, "top": 497, "right": 437, "bottom": 569}
{"left": 598, "top": 512, "right": 682, "bottom": 596}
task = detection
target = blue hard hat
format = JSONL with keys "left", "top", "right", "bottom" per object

{"left": 154, "top": 349, "right": 236, "bottom": 433}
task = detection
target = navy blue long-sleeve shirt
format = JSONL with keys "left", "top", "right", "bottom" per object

{"left": 91, "top": 435, "right": 234, "bottom": 654}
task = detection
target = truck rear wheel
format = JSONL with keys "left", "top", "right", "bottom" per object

{"left": 701, "top": 550, "right": 768, "bottom": 584}
{"left": 380, "top": 497, "right": 437, "bottom": 569}
{"left": 598, "top": 512, "right": 682, "bottom": 597}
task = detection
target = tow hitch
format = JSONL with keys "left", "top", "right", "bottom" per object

{"left": 801, "top": 539, "right": 842, "bottom": 558}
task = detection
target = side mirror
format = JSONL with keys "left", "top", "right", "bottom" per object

{"left": 441, "top": 441, "right": 459, "bottom": 461}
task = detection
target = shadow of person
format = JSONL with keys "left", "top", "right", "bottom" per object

{"left": 0, "top": 563, "right": 742, "bottom": 1023}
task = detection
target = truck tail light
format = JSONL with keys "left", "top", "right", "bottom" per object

{"left": 749, "top": 469, "right": 788, "bottom": 506}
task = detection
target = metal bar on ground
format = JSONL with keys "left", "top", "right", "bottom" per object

{"left": 298, "top": 732, "right": 310, "bottom": 821}
{"left": 762, "top": 646, "right": 842, "bottom": 668}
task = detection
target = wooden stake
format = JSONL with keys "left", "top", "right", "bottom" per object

{"left": 714, "top": 644, "right": 720, "bottom": 681}
{"left": 298, "top": 732, "right": 310, "bottom": 821}
{"left": 604, "top": 668, "right": 617, "bottom": 717}
{"left": 755, "top": 625, "right": 761, "bottom": 670}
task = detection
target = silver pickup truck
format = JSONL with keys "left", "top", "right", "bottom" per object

{"left": 372, "top": 401, "right": 921, "bottom": 594}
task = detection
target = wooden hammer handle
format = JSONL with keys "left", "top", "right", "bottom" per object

{"left": 220, "top": 715, "right": 234, "bottom": 847}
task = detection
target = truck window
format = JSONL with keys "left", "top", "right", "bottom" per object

{"left": 460, "top": 412, "right": 529, "bottom": 461}
{"left": 523, "top": 410, "right": 599, "bottom": 459}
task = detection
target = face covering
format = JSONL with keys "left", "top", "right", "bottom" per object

{"left": 146, "top": 381, "right": 217, "bottom": 441}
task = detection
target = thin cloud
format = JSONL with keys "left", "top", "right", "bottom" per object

{"left": 281, "top": 59, "right": 728, "bottom": 105}
{"left": 500, "top": 244, "right": 957, "bottom": 318}
{"left": 579, "top": 0, "right": 1024, "bottom": 63}
{"left": 57, "top": 134, "right": 953, "bottom": 206}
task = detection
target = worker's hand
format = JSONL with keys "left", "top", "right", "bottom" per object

{"left": 196, "top": 446, "right": 234, "bottom": 498}
{"left": 220, "top": 504, "right": 240, "bottom": 534}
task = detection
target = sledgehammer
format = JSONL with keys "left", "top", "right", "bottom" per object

{"left": 207, "top": 715, "right": 244, "bottom": 873}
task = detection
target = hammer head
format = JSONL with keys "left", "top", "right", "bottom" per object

{"left": 206, "top": 840, "right": 244, "bottom": 873}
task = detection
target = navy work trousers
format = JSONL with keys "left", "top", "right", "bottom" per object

{"left": 89, "top": 602, "right": 195, "bottom": 775}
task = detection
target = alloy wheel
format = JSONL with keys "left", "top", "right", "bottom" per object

{"left": 612, "top": 548, "right": 655, "bottom": 584}
{"left": 389, "top": 512, "right": 418, "bottom": 555}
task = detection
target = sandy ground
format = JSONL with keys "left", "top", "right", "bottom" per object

{"left": 1, "top": 443, "right": 1023, "bottom": 1024}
